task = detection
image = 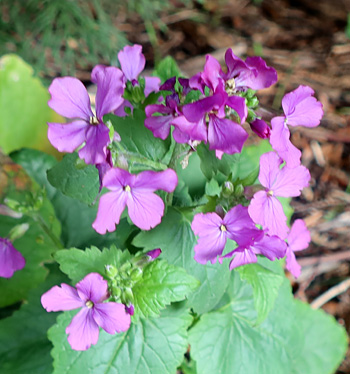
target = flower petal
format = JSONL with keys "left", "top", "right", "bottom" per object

{"left": 251, "top": 235, "right": 287, "bottom": 260}
{"left": 92, "top": 190, "right": 128, "bottom": 234}
{"left": 118, "top": 44, "right": 145, "bottom": 81}
{"left": 92, "top": 65, "right": 125, "bottom": 119}
{"left": 258, "top": 151, "right": 283, "bottom": 189}
{"left": 48, "top": 77, "right": 93, "bottom": 120}
{"left": 272, "top": 164, "right": 310, "bottom": 197}
{"left": 248, "top": 191, "right": 289, "bottom": 239}
{"left": 182, "top": 93, "right": 224, "bottom": 123}
{"left": 270, "top": 117, "right": 302, "bottom": 168}
{"left": 133, "top": 169, "right": 178, "bottom": 193}
{"left": 192, "top": 212, "right": 227, "bottom": 264}
{"left": 66, "top": 308, "right": 100, "bottom": 351}
{"left": 47, "top": 120, "right": 87, "bottom": 153}
{"left": 223, "top": 205, "right": 261, "bottom": 246}
{"left": 144, "top": 114, "right": 174, "bottom": 140}
{"left": 226, "top": 95, "right": 248, "bottom": 123}
{"left": 76, "top": 273, "right": 108, "bottom": 304}
{"left": 144, "top": 76, "right": 161, "bottom": 96}
{"left": 41, "top": 283, "right": 83, "bottom": 312}
{"left": 285, "top": 249, "right": 301, "bottom": 278}
{"left": 282, "top": 85, "right": 323, "bottom": 128}
{"left": 208, "top": 115, "right": 248, "bottom": 154}
{"left": 229, "top": 248, "right": 257, "bottom": 270}
{"left": 201, "top": 54, "right": 225, "bottom": 92}
{"left": 127, "top": 190, "right": 165, "bottom": 230}
{"left": 0, "top": 238, "right": 25, "bottom": 278}
{"left": 78, "top": 123, "right": 110, "bottom": 165}
{"left": 102, "top": 168, "right": 135, "bottom": 191}
{"left": 172, "top": 116, "right": 208, "bottom": 143}
{"left": 244, "top": 56, "right": 278, "bottom": 90}
{"left": 92, "top": 302, "right": 131, "bottom": 334}
{"left": 287, "top": 219, "right": 311, "bottom": 252}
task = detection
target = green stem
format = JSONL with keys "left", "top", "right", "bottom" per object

{"left": 31, "top": 213, "right": 64, "bottom": 249}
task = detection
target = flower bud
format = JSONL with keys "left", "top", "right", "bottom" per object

{"left": 234, "top": 184, "right": 244, "bottom": 197}
{"left": 222, "top": 181, "right": 234, "bottom": 197}
{"left": 8, "top": 223, "right": 29, "bottom": 242}
{"left": 105, "top": 264, "right": 118, "bottom": 279}
{"left": 130, "top": 267, "right": 143, "bottom": 282}
{"left": 250, "top": 119, "right": 271, "bottom": 139}
{"left": 125, "top": 304, "right": 135, "bottom": 316}
{"left": 146, "top": 248, "right": 161, "bottom": 261}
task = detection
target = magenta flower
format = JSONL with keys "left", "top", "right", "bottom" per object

{"left": 48, "top": 65, "right": 125, "bottom": 165}
{"left": 182, "top": 89, "right": 249, "bottom": 155}
{"left": 270, "top": 85, "right": 323, "bottom": 167}
{"left": 221, "top": 233, "right": 287, "bottom": 270}
{"left": 248, "top": 152, "right": 310, "bottom": 239}
{"left": 0, "top": 238, "right": 25, "bottom": 278}
{"left": 118, "top": 44, "right": 161, "bottom": 96}
{"left": 285, "top": 219, "right": 311, "bottom": 278}
{"left": 190, "top": 49, "right": 277, "bottom": 94}
{"left": 41, "top": 272, "right": 130, "bottom": 351}
{"left": 92, "top": 168, "right": 178, "bottom": 234}
{"left": 191, "top": 205, "right": 261, "bottom": 264}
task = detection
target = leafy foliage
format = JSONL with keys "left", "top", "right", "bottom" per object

{"left": 189, "top": 273, "right": 348, "bottom": 374}
{"left": 48, "top": 306, "right": 192, "bottom": 374}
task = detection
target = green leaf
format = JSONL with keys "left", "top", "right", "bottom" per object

{"left": 154, "top": 56, "right": 182, "bottom": 82}
{"left": 237, "top": 139, "right": 272, "bottom": 180}
{"left": 107, "top": 109, "right": 171, "bottom": 167}
{"left": 47, "top": 153, "right": 99, "bottom": 205}
{"left": 238, "top": 260, "right": 284, "bottom": 324}
{"left": 205, "top": 178, "right": 221, "bottom": 196}
{"left": 0, "top": 201, "right": 61, "bottom": 307}
{"left": 0, "top": 265, "right": 68, "bottom": 374}
{"left": 0, "top": 54, "right": 59, "bottom": 154}
{"left": 133, "top": 208, "right": 231, "bottom": 314}
{"left": 133, "top": 259, "right": 199, "bottom": 319}
{"left": 48, "top": 306, "right": 192, "bottom": 374}
{"left": 55, "top": 246, "right": 132, "bottom": 284}
{"left": 197, "top": 143, "right": 240, "bottom": 182}
{"left": 11, "top": 149, "right": 131, "bottom": 249}
{"left": 189, "top": 274, "right": 347, "bottom": 374}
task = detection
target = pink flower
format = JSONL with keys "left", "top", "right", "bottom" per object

{"left": 41, "top": 273, "right": 130, "bottom": 351}
{"left": 48, "top": 66, "right": 125, "bottom": 165}
{"left": 0, "top": 238, "right": 25, "bottom": 278}
{"left": 285, "top": 219, "right": 311, "bottom": 278}
{"left": 92, "top": 168, "right": 178, "bottom": 234}
{"left": 248, "top": 152, "right": 310, "bottom": 239}
{"left": 191, "top": 205, "right": 261, "bottom": 264}
{"left": 270, "top": 85, "right": 323, "bottom": 167}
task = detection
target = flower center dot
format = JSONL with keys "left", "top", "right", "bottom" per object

{"left": 225, "top": 78, "right": 236, "bottom": 95}
{"left": 124, "top": 185, "right": 131, "bottom": 192}
{"left": 267, "top": 190, "right": 274, "bottom": 197}
{"left": 89, "top": 116, "right": 99, "bottom": 125}
{"left": 85, "top": 300, "right": 94, "bottom": 308}
{"left": 220, "top": 224, "right": 227, "bottom": 232}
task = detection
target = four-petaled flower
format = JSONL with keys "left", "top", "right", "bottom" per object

{"left": 92, "top": 168, "right": 178, "bottom": 234}
{"left": 191, "top": 205, "right": 261, "bottom": 264}
{"left": 48, "top": 65, "right": 125, "bottom": 165}
{"left": 248, "top": 151, "right": 310, "bottom": 239}
{"left": 41, "top": 272, "right": 131, "bottom": 351}
{"left": 0, "top": 238, "right": 25, "bottom": 278}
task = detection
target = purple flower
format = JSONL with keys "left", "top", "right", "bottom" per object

{"left": 190, "top": 49, "right": 277, "bottom": 94}
{"left": 248, "top": 152, "right": 310, "bottom": 239}
{"left": 118, "top": 44, "right": 161, "bottom": 96}
{"left": 182, "top": 90, "right": 249, "bottom": 155}
{"left": 41, "top": 273, "right": 131, "bottom": 351}
{"left": 146, "top": 248, "right": 162, "bottom": 260}
{"left": 92, "top": 168, "right": 178, "bottom": 234}
{"left": 0, "top": 238, "right": 25, "bottom": 278}
{"left": 270, "top": 85, "right": 323, "bottom": 167}
{"left": 221, "top": 234, "right": 287, "bottom": 270}
{"left": 191, "top": 205, "right": 261, "bottom": 264}
{"left": 285, "top": 219, "right": 311, "bottom": 278}
{"left": 48, "top": 65, "right": 125, "bottom": 164}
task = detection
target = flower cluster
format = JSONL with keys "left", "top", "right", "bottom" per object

{"left": 40, "top": 44, "right": 323, "bottom": 352}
